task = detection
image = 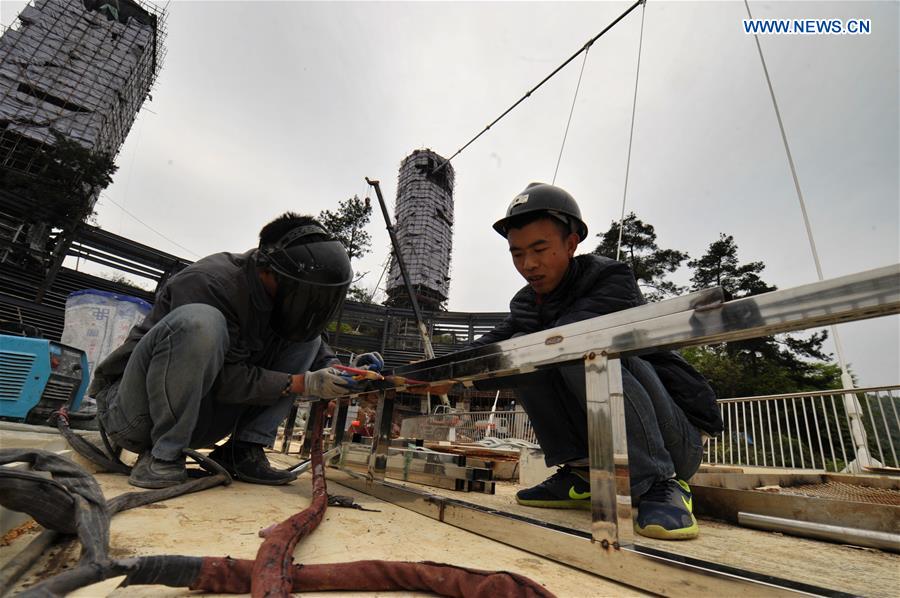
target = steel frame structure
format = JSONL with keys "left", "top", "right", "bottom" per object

{"left": 324, "top": 263, "right": 899, "bottom": 596}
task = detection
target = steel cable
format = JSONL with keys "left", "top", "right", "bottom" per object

{"left": 552, "top": 48, "right": 591, "bottom": 185}
{"left": 616, "top": 0, "right": 647, "bottom": 261}
{"left": 433, "top": 0, "right": 645, "bottom": 174}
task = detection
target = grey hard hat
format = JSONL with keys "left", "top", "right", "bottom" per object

{"left": 492, "top": 182, "right": 588, "bottom": 241}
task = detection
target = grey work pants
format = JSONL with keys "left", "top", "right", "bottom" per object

{"left": 514, "top": 355, "right": 704, "bottom": 499}
{"left": 97, "top": 304, "right": 320, "bottom": 461}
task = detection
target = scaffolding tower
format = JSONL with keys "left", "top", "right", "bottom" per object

{"left": 0, "top": 0, "right": 166, "bottom": 286}
{"left": 0, "top": 0, "right": 166, "bottom": 169}
{"left": 385, "top": 149, "right": 455, "bottom": 311}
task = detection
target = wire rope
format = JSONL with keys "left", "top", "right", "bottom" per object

{"left": 433, "top": 0, "right": 645, "bottom": 174}
{"left": 616, "top": 0, "right": 647, "bottom": 261}
{"left": 99, "top": 193, "right": 200, "bottom": 258}
{"left": 552, "top": 48, "right": 591, "bottom": 185}
{"left": 742, "top": 0, "right": 853, "bottom": 382}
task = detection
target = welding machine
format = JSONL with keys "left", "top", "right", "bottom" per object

{"left": 0, "top": 334, "right": 89, "bottom": 424}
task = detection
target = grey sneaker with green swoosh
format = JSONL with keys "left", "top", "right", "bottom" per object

{"left": 634, "top": 478, "right": 699, "bottom": 540}
{"left": 515, "top": 465, "right": 591, "bottom": 510}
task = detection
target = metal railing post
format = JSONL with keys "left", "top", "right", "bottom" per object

{"left": 369, "top": 390, "right": 394, "bottom": 481}
{"left": 841, "top": 372, "right": 873, "bottom": 471}
{"left": 585, "top": 353, "right": 633, "bottom": 548}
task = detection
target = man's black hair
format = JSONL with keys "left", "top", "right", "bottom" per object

{"left": 258, "top": 212, "right": 329, "bottom": 247}
{"left": 504, "top": 211, "right": 572, "bottom": 240}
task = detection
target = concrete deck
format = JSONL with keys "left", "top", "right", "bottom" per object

{"left": 2, "top": 433, "right": 897, "bottom": 597}
{"left": 1, "top": 467, "right": 642, "bottom": 597}
{"left": 386, "top": 478, "right": 900, "bottom": 597}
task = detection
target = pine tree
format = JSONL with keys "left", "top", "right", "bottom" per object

{"left": 317, "top": 195, "right": 373, "bottom": 261}
{"left": 0, "top": 131, "right": 118, "bottom": 229}
{"left": 593, "top": 213, "right": 688, "bottom": 302}
{"left": 684, "top": 233, "right": 838, "bottom": 397}
{"left": 318, "top": 195, "right": 374, "bottom": 301}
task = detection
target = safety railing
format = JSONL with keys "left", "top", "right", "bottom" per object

{"left": 399, "top": 410, "right": 538, "bottom": 445}
{"left": 324, "top": 264, "right": 899, "bottom": 595}
{"left": 706, "top": 385, "right": 900, "bottom": 472}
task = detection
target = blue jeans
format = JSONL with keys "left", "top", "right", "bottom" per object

{"left": 97, "top": 304, "right": 320, "bottom": 461}
{"left": 514, "top": 355, "right": 703, "bottom": 499}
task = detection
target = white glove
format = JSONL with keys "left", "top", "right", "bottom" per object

{"left": 304, "top": 367, "right": 356, "bottom": 399}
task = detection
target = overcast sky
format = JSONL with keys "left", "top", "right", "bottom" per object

{"left": 1, "top": 0, "right": 897, "bottom": 387}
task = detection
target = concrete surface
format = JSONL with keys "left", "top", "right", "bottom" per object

{"left": 390, "top": 479, "right": 900, "bottom": 597}
{"left": 2, "top": 469, "right": 641, "bottom": 597}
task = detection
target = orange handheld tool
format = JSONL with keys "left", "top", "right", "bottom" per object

{"left": 333, "top": 365, "right": 385, "bottom": 381}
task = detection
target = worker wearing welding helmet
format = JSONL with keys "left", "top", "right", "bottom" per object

{"left": 471, "top": 183, "right": 722, "bottom": 541}
{"left": 89, "top": 212, "right": 384, "bottom": 489}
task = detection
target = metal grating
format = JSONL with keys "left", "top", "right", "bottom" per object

{"left": 42, "top": 378, "right": 75, "bottom": 402}
{"left": 0, "top": 351, "right": 35, "bottom": 400}
{"left": 774, "top": 481, "right": 900, "bottom": 506}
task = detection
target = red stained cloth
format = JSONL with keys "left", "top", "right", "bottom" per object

{"left": 193, "top": 557, "right": 556, "bottom": 598}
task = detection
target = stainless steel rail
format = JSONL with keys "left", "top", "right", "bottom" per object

{"left": 325, "top": 264, "right": 899, "bottom": 596}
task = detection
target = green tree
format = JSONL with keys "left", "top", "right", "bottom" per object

{"left": 684, "top": 233, "right": 839, "bottom": 398}
{"left": 317, "top": 195, "right": 373, "bottom": 260}
{"left": 593, "top": 213, "right": 689, "bottom": 301}
{"left": 318, "top": 195, "right": 374, "bottom": 301}
{"left": 347, "top": 286, "right": 374, "bottom": 304}
{"left": 0, "top": 131, "right": 118, "bottom": 230}
{"left": 687, "top": 233, "right": 774, "bottom": 301}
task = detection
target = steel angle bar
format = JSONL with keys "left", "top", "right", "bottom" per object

{"left": 340, "top": 459, "right": 465, "bottom": 491}
{"left": 341, "top": 443, "right": 468, "bottom": 467}
{"left": 340, "top": 444, "right": 492, "bottom": 482}
{"left": 327, "top": 469, "right": 837, "bottom": 597}
{"left": 389, "top": 265, "right": 899, "bottom": 385}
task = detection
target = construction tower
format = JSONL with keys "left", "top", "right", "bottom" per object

{"left": 0, "top": 0, "right": 166, "bottom": 270}
{"left": 385, "top": 149, "right": 455, "bottom": 311}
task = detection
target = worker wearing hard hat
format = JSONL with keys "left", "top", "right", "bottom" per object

{"left": 472, "top": 183, "right": 723, "bottom": 540}
{"left": 89, "top": 213, "right": 383, "bottom": 489}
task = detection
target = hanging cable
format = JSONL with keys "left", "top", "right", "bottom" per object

{"left": 743, "top": 0, "right": 867, "bottom": 465}
{"left": 433, "top": 0, "right": 645, "bottom": 174}
{"left": 743, "top": 1, "right": 843, "bottom": 354}
{"left": 368, "top": 256, "right": 391, "bottom": 304}
{"left": 615, "top": 0, "right": 647, "bottom": 261}
{"left": 99, "top": 194, "right": 201, "bottom": 258}
{"left": 552, "top": 48, "right": 590, "bottom": 184}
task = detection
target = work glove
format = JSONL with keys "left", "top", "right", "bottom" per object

{"left": 304, "top": 367, "right": 357, "bottom": 399}
{"left": 351, "top": 351, "right": 384, "bottom": 372}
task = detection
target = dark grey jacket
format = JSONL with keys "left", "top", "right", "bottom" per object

{"left": 474, "top": 254, "right": 723, "bottom": 434}
{"left": 88, "top": 250, "right": 338, "bottom": 406}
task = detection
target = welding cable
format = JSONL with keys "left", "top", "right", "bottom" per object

{"left": 52, "top": 407, "right": 130, "bottom": 474}
{"left": 0, "top": 448, "right": 230, "bottom": 596}
{"left": 3, "top": 441, "right": 554, "bottom": 596}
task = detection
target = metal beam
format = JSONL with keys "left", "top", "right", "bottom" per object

{"left": 388, "top": 264, "right": 899, "bottom": 385}
{"left": 329, "top": 265, "right": 900, "bottom": 594}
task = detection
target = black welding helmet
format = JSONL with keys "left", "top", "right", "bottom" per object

{"left": 492, "top": 182, "right": 588, "bottom": 241}
{"left": 258, "top": 224, "right": 353, "bottom": 342}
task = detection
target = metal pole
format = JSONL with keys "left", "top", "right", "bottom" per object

{"left": 738, "top": 512, "right": 900, "bottom": 553}
{"left": 366, "top": 177, "right": 449, "bottom": 407}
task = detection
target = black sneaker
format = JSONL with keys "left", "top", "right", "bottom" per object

{"left": 634, "top": 478, "right": 698, "bottom": 540}
{"left": 208, "top": 441, "right": 297, "bottom": 486}
{"left": 515, "top": 465, "right": 591, "bottom": 510}
{"left": 128, "top": 451, "right": 187, "bottom": 489}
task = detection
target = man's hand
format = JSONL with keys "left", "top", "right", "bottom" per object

{"left": 303, "top": 367, "right": 357, "bottom": 399}
{"left": 351, "top": 352, "right": 384, "bottom": 372}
